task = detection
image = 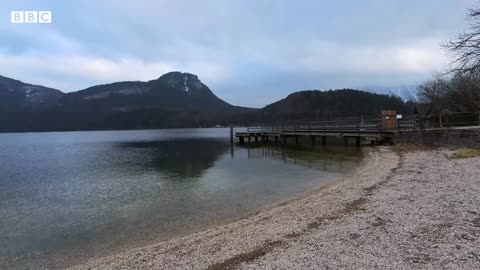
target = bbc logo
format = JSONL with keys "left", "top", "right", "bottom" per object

{"left": 11, "top": 11, "right": 52, "bottom": 24}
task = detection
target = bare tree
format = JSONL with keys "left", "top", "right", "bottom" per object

{"left": 419, "top": 71, "right": 480, "bottom": 113}
{"left": 428, "top": 6, "right": 480, "bottom": 112}
{"left": 448, "top": 73, "right": 480, "bottom": 111}
{"left": 418, "top": 74, "right": 451, "bottom": 113}
{"left": 444, "top": 8, "right": 480, "bottom": 74}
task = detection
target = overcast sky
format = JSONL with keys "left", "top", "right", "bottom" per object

{"left": 0, "top": 0, "right": 477, "bottom": 107}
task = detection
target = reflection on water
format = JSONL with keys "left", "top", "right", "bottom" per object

{"left": 0, "top": 129, "right": 362, "bottom": 269}
{"left": 120, "top": 140, "right": 231, "bottom": 179}
{"left": 241, "top": 143, "right": 361, "bottom": 172}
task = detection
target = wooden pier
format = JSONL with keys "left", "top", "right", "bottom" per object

{"left": 234, "top": 113, "right": 413, "bottom": 146}
{"left": 231, "top": 111, "right": 480, "bottom": 147}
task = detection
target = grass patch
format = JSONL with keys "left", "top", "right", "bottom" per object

{"left": 452, "top": 148, "right": 480, "bottom": 159}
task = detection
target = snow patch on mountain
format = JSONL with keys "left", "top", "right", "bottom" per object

{"left": 184, "top": 76, "right": 189, "bottom": 92}
{"left": 361, "top": 85, "right": 419, "bottom": 101}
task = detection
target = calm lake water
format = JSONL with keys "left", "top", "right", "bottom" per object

{"left": 0, "top": 128, "right": 362, "bottom": 269}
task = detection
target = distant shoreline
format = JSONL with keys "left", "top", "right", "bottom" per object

{"left": 68, "top": 146, "right": 480, "bottom": 269}
{"left": 0, "top": 126, "right": 234, "bottom": 135}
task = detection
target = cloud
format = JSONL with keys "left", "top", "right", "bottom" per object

{"left": 0, "top": 0, "right": 477, "bottom": 106}
{"left": 280, "top": 38, "right": 448, "bottom": 74}
{"left": 0, "top": 52, "right": 230, "bottom": 91}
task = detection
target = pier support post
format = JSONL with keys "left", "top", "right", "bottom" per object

{"left": 295, "top": 136, "right": 299, "bottom": 145}
{"left": 283, "top": 136, "right": 287, "bottom": 144}
{"left": 343, "top": 136, "right": 348, "bottom": 146}
{"left": 255, "top": 136, "right": 258, "bottom": 143}
{"left": 356, "top": 137, "right": 361, "bottom": 147}
{"left": 311, "top": 136, "right": 315, "bottom": 147}
{"left": 248, "top": 136, "right": 251, "bottom": 143}
{"left": 230, "top": 125, "right": 233, "bottom": 144}
{"left": 322, "top": 136, "right": 326, "bottom": 146}
{"left": 275, "top": 136, "right": 278, "bottom": 144}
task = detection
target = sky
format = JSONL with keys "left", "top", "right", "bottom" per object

{"left": 0, "top": 0, "right": 477, "bottom": 107}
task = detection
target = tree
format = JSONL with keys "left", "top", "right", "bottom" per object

{"left": 418, "top": 75, "right": 450, "bottom": 113}
{"left": 448, "top": 73, "right": 480, "bottom": 111}
{"left": 420, "top": 6, "right": 480, "bottom": 113}
{"left": 444, "top": 8, "right": 480, "bottom": 74}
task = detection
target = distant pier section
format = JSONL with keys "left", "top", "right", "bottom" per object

{"left": 235, "top": 111, "right": 402, "bottom": 146}
{"left": 234, "top": 110, "right": 480, "bottom": 146}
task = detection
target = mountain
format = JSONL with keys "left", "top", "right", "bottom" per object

{"left": 54, "top": 72, "right": 254, "bottom": 130}
{"left": 62, "top": 72, "right": 234, "bottom": 110}
{"left": 362, "top": 85, "right": 419, "bottom": 101}
{"left": 0, "top": 72, "right": 254, "bottom": 132}
{"left": 254, "top": 89, "right": 414, "bottom": 122}
{"left": 0, "top": 75, "right": 64, "bottom": 110}
{"left": 0, "top": 73, "right": 416, "bottom": 132}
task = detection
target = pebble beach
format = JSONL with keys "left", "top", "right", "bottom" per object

{"left": 69, "top": 146, "right": 480, "bottom": 270}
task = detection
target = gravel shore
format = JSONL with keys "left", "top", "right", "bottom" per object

{"left": 69, "top": 146, "right": 480, "bottom": 270}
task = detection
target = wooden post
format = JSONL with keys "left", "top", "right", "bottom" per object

{"left": 311, "top": 136, "right": 315, "bottom": 147}
{"left": 255, "top": 136, "right": 258, "bottom": 143}
{"left": 439, "top": 114, "right": 442, "bottom": 128}
{"left": 344, "top": 136, "right": 348, "bottom": 146}
{"left": 230, "top": 125, "right": 234, "bottom": 144}
{"left": 295, "top": 136, "right": 299, "bottom": 145}
{"left": 275, "top": 136, "right": 278, "bottom": 144}
{"left": 322, "top": 136, "right": 326, "bottom": 146}
{"left": 356, "top": 137, "right": 361, "bottom": 147}
{"left": 283, "top": 136, "right": 287, "bottom": 144}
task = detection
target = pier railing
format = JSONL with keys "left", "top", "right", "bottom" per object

{"left": 416, "top": 112, "right": 480, "bottom": 129}
{"left": 247, "top": 116, "right": 394, "bottom": 134}
{"left": 245, "top": 112, "right": 480, "bottom": 133}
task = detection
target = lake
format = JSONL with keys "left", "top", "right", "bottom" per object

{"left": 0, "top": 128, "right": 362, "bottom": 269}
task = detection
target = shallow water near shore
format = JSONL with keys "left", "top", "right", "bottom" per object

{"left": 0, "top": 128, "right": 362, "bottom": 269}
